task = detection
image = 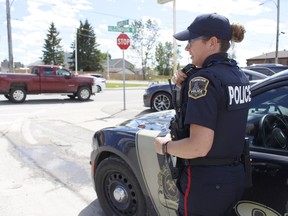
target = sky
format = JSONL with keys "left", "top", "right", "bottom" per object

{"left": 0, "top": 0, "right": 288, "bottom": 69}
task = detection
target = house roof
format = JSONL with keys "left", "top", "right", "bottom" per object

{"left": 104, "top": 58, "right": 134, "bottom": 69}
{"left": 247, "top": 50, "right": 288, "bottom": 60}
{"left": 111, "top": 68, "right": 135, "bottom": 74}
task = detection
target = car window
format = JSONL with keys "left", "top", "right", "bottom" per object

{"left": 244, "top": 73, "right": 261, "bottom": 81}
{"left": 56, "top": 68, "right": 70, "bottom": 76}
{"left": 251, "top": 74, "right": 263, "bottom": 80}
{"left": 271, "top": 67, "right": 288, "bottom": 73}
{"left": 251, "top": 68, "right": 274, "bottom": 76}
{"left": 43, "top": 67, "right": 53, "bottom": 76}
{"left": 246, "top": 86, "right": 288, "bottom": 151}
{"left": 32, "top": 67, "right": 39, "bottom": 75}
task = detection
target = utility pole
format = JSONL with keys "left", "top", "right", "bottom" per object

{"left": 75, "top": 29, "right": 78, "bottom": 75}
{"left": 106, "top": 51, "right": 110, "bottom": 79}
{"left": 6, "top": 0, "right": 14, "bottom": 72}
{"left": 172, "top": 0, "right": 177, "bottom": 74}
{"left": 275, "top": 0, "right": 280, "bottom": 64}
{"left": 157, "top": 0, "right": 177, "bottom": 74}
{"left": 259, "top": 0, "right": 280, "bottom": 64}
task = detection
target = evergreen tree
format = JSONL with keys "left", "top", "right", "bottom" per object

{"left": 69, "top": 20, "right": 103, "bottom": 72}
{"left": 42, "top": 22, "right": 64, "bottom": 65}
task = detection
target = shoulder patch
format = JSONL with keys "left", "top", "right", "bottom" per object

{"left": 188, "top": 76, "right": 209, "bottom": 99}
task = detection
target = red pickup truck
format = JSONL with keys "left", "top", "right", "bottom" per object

{"left": 0, "top": 65, "right": 96, "bottom": 103}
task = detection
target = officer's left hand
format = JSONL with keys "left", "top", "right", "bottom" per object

{"left": 155, "top": 134, "right": 171, "bottom": 155}
{"left": 172, "top": 70, "right": 187, "bottom": 88}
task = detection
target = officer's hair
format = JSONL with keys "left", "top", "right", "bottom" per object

{"left": 231, "top": 23, "right": 246, "bottom": 43}
{"left": 220, "top": 23, "right": 246, "bottom": 52}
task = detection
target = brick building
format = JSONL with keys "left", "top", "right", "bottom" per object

{"left": 246, "top": 50, "right": 288, "bottom": 66}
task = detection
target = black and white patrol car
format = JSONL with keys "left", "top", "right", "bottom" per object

{"left": 90, "top": 69, "right": 288, "bottom": 216}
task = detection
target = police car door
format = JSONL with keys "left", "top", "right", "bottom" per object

{"left": 136, "top": 129, "right": 178, "bottom": 216}
{"left": 235, "top": 85, "right": 288, "bottom": 216}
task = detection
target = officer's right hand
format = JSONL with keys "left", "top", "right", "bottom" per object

{"left": 172, "top": 70, "right": 187, "bottom": 88}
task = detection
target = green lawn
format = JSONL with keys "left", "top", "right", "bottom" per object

{"left": 106, "top": 83, "right": 148, "bottom": 88}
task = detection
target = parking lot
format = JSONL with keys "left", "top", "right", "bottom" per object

{"left": 0, "top": 88, "right": 150, "bottom": 216}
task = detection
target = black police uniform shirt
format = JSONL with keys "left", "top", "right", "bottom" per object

{"left": 184, "top": 52, "right": 251, "bottom": 159}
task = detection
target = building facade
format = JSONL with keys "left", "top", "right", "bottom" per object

{"left": 246, "top": 50, "right": 288, "bottom": 66}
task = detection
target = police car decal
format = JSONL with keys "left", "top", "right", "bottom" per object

{"left": 235, "top": 201, "right": 282, "bottom": 216}
{"left": 157, "top": 164, "right": 179, "bottom": 210}
{"left": 226, "top": 84, "right": 251, "bottom": 110}
{"left": 188, "top": 76, "right": 209, "bottom": 99}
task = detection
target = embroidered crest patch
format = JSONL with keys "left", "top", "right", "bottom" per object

{"left": 188, "top": 76, "right": 209, "bottom": 99}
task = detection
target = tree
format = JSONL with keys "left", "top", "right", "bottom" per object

{"left": 155, "top": 42, "right": 173, "bottom": 76}
{"left": 131, "top": 19, "right": 160, "bottom": 80}
{"left": 69, "top": 20, "right": 103, "bottom": 72}
{"left": 42, "top": 22, "right": 64, "bottom": 65}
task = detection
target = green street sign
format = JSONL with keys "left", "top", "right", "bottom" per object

{"left": 117, "top": 19, "right": 129, "bottom": 27}
{"left": 108, "top": 26, "right": 136, "bottom": 33}
{"left": 157, "top": 0, "right": 172, "bottom": 3}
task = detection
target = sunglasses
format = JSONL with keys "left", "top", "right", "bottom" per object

{"left": 187, "top": 37, "right": 209, "bottom": 47}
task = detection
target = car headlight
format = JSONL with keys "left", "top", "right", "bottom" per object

{"left": 145, "top": 88, "right": 151, "bottom": 94}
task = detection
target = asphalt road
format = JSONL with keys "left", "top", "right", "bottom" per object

{"left": 0, "top": 88, "right": 152, "bottom": 216}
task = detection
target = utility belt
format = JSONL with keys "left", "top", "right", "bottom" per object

{"left": 168, "top": 138, "right": 252, "bottom": 188}
{"left": 180, "top": 156, "right": 241, "bottom": 166}
{"left": 168, "top": 156, "right": 242, "bottom": 179}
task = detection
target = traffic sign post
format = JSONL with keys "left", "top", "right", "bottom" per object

{"left": 116, "top": 33, "right": 130, "bottom": 110}
{"left": 108, "top": 17, "right": 135, "bottom": 111}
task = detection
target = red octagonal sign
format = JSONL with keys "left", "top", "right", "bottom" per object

{"left": 117, "top": 33, "right": 130, "bottom": 50}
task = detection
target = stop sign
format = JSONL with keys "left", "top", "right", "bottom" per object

{"left": 117, "top": 33, "right": 130, "bottom": 50}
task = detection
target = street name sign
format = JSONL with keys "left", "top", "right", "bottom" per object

{"left": 117, "top": 19, "right": 129, "bottom": 27}
{"left": 157, "top": 0, "right": 173, "bottom": 4}
{"left": 108, "top": 26, "right": 136, "bottom": 33}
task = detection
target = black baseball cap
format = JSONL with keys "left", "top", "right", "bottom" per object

{"left": 174, "top": 13, "right": 232, "bottom": 41}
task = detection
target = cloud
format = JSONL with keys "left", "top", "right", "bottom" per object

{"left": 2, "top": 0, "right": 287, "bottom": 68}
{"left": 169, "top": 0, "right": 265, "bottom": 17}
{"left": 6, "top": 0, "right": 93, "bottom": 64}
{"left": 246, "top": 18, "right": 277, "bottom": 34}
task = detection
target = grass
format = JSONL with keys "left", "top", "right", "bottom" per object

{"left": 106, "top": 82, "right": 148, "bottom": 88}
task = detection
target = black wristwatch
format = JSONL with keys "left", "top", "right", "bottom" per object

{"left": 162, "top": 141, "right": 169, "bottom": 155}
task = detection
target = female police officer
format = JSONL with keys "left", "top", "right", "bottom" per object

{"left": 155, "top": 13, "right": 250, "bottom": 216}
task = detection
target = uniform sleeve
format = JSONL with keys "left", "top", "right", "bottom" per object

{"left": 184, "top": 75, "right": 221, "bottom": 130}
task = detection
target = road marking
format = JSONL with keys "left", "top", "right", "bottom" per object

{"left": 22, "top": 119, "right": 38, "bottom": 145}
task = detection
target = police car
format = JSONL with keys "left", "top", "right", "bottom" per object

{"left": 90, "top": 69, "right": 288, "bottom": 216}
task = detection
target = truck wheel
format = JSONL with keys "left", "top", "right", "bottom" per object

{"left": 9, "top": 87, "right": 26, "bottom": 103}
{"left": 95, "top": 157, "right": 146, "bottom": 216}
{"left": 77, "top": 86, "right": 91, "bottom": 101}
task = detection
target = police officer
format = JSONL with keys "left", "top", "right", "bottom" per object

{"left": 155, "top": 13, "right": 251, "bottom": 216}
